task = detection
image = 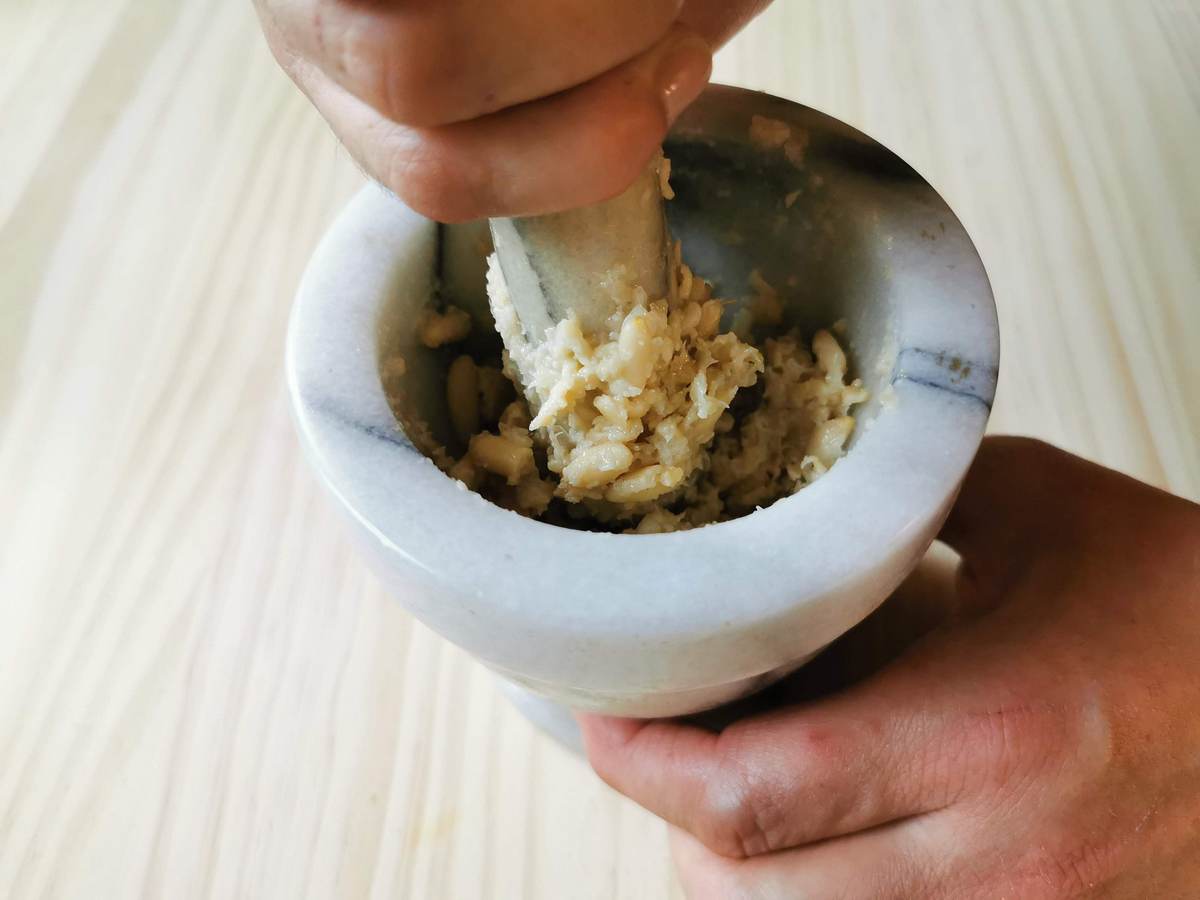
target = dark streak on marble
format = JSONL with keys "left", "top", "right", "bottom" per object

{"left": 306, "top": 393, "right": 419, "bottom": 454}
{"left": 894, "top": 347, "right": 997, "bottom": 409}
{"left": 898, "top": 375, "right": 994, "bottom": 408}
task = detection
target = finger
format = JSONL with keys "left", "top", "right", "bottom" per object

{"left": 580, "top": 684, "right": 949, "bottom": 859}
{"left": 582, "top": 632, "right": 1081, "bottom": 860}
{"left": 939, "top": 436, "right": 1058, "bottom": 575}
{"left": 939, "top": 436, "right": 1108, "bottom": 601}
{"left": 776, "top": 543, "right": 965, "bottom": 702}
{"left": 670, "top": 820, "right": 939, "bottom": 900}
{"left": 680, "top": 0, "right": 776, "bottom": 50}
{"left": 264, "top": 0, "right": 684, "bottom": 127}
{"left": 291, "top": 26, "right": 711, "bottom": 220}
{"left": 681, "top": 548, "right": 964, "bottom": 728}
{"left": 944, "top": 436, "right": 1199, "bottom": 559}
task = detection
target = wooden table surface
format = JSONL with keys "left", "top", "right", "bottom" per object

{"left": 2, "top": 1, "right": 1197, "bottom": 897}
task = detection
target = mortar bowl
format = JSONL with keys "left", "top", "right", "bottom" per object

{"left": 286, "top": 86, "right": 999, "bottom": 744}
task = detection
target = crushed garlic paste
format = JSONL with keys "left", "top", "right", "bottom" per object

{"left": 396, "top": 180, "right": 867, "bottom": 533}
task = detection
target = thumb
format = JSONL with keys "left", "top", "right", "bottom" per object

{"left": 939, "top": 436, "right": 1088, "bottom": 597}
{"left": 680, "top": 0, "right": 774, "bottom": 49}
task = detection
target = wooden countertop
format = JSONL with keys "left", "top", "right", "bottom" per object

{"left": 2, "top": 1, "right": 1196, "bottom": 896}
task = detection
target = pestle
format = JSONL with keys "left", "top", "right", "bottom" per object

{"left": 487, "top": 154, "right": 672, "bottom": 349}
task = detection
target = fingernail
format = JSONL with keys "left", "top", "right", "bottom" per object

{"left": 654, "top": 27, "right": 713, "bottom": 125}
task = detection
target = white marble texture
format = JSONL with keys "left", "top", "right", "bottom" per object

{"left": 287, "top": 88, "right": 999, "bottom": 723}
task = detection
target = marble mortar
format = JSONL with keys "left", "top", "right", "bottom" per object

{"left": 287, "top": 86, "right": 1000, "bottom": 748}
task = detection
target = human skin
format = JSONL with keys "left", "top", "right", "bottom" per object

{"left": 254, "top": 11, "right": 1200, "bottom": 892}
{"left": 581, "top": 438, "right": 1200, "bottom": 898}
{"left": 252, "top": 0, "right": 772, "bottom": 221}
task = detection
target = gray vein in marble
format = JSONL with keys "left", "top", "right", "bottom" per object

{"left": 305, "top": 392, "right": 418, "bottom": 454}
{"left": 894, "top": 347, "right": 998, "bottom": 408}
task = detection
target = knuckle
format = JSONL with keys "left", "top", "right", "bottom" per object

{"left": 287, "top": 0, "right": 448, "bottom": 125}
{"left": 789, "top": 721, "right": 888, "bottom": 837}
{"left": 695, "top": 730, "right": 808, "bottom": 858}
{"left": 695, "top": 765, "right": 774, "bottom": 858}
{"left": 372, "top": 31, "right": 452, "bottom": 126}
{"left": 382, "top": 138, "right": 488, "bottom": 223}
{"left": 393, "top": 153, "right": 482, "bottom": 224}
{"left": 787, "top": 719, "right": 850, "bottom": 771}
{"left": 322, "top": 5, "right": 453, "bottom": 126}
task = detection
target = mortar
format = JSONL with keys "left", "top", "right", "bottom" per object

{"left": 287, "top": 85, "right": 999, "bottom": 750}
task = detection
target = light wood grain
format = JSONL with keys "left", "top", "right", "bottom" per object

{"left": 1, "top": 1, "right": 1197, "bottom": 897}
